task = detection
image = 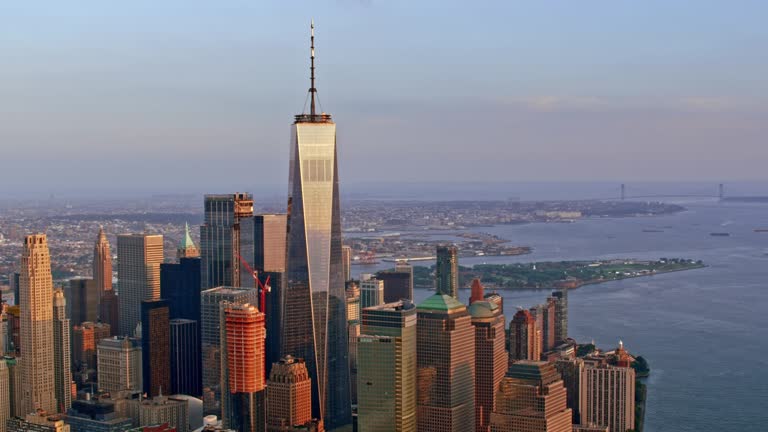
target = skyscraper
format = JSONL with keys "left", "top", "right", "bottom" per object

{"left": 281, "top": 22, "right": 351, "bottom": 430}
{"left": 416, "top": 294, "right": 475, "bottom": 432}
{"left": 359, "top": 278, "right": 384, "bottom": 310}
{"left": 469, "top": 300, "right": 506, "bottom": 432}
{"left": 375, "top": 264, "right": 413, "bottom": 303}
{"left": 94, "top": 227, "right": 117, "bottom": 336}
{"left": 551, "top": 289, "right": 568, "bottom": 344}
{"left": 579, "top": 344, "right": 635, "bottom": 432}
{"left": 117, "top": 234, "right": 164, "bottom": 336}
{"left": 489, "top": 361, "right": 572, "bottom": 432}
{"left": 221, "top": 303, "right": 266, "bottom": 432}
{"left": 542, "top": 297, "right": 557, "bottom": 352}
{"left": 241, "top": 214, "right": 288, "bottom": 274}
{"left": 66, "top": 278, "right": 99, "bottom": 327}
{"left": 52, "top": 289, "right": 72, "bottom": 412}
{"left": 201, "top": 193, "right": 254, "bottom": 290}
{"left": 19, "top": 234, "right": 58, "bottom": 415}
{"left": 97, "top": 336, "right": 142, "bottom": 394}
{"left": 170, "top": 318, "right": 201, "bottom": 397}
{"left": 201, "top": 286, "right": 258, "bottom": 414}
{"left": 93, "top": 226, "right": 113, "bottom": 292}
{"left": 341, "top": 246, "right": 352, "bottom": 282}
{"left": 266, "top": 356, "right": 313, "bottom": 432}
{"left": 161, "top": 257, "right": 202, "bottom": 321}
{"left": 345, "top": 283, "right": 360, "bottom": 406}
{"left": 435, "top": 245, "right": 459, "bottom": 298}
{"left": 509, "top": 309, "right": 541, "bottom": 362}
{"left": 0, "top": 356, "right": 10, "bottom": 432}
{"left": 554, "top": 358, "right": 584, "bottom": 424}
{"left": 357, "top": 301, "right": 417, "bottom": 432}
{"left": 178, "top": 222, "right": 200, "bottom": 259}
{"left": 141, "top": 299, "right": 171, "bottom": 397}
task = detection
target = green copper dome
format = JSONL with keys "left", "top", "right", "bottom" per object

{"left": 418, "top": 293, "right": 465, "bottom": 312}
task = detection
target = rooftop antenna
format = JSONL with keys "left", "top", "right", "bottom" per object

{"left": 310, "top": 19, "right": 317, "bottom": 118}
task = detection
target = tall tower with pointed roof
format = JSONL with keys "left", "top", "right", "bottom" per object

{"left": 282, "top": 21, "right": 351, "bottom": 430}
{"left": 177, "top": 223, "right": 200, "bottom": 260}
{"left": 93, "top": 226, "right": 113, "bottom": 292}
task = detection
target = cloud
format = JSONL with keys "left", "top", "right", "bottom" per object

{"left": 500, "top": 96, "right": 610, "bottom": 112}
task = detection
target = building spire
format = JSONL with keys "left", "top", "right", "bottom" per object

{"left": 310, "top": 19, "right": 316, "bottom": 117}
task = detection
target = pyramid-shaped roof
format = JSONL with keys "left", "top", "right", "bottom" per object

{"left": 418, "top": 293, "right": 465, "bottom": 312}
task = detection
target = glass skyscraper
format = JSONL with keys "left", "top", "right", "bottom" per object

{"left": 281, "top": 22, "right": 352, "bottom": 430}
{"left": 200, "top": 193, "right": 254, "bottom": 290}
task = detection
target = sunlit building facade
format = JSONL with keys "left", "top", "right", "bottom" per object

{"left": 117, "top": 233, "right": 164, "bottom": 336}
{"left": 281, "top": 23, "right": 351, "bottom": 431}
{"left": 357, "top": 301, "right": 417, "bottom": 432}
{"left": 509, "top": 309, "right": 541, "bottom": 362}
{"left": 19, "top": 234, "right": 58, "bottom": 415}
{"left": 416, "top": 294, "right": 475, "bottom": 432}
{"left": 469, "top": 300, "right": 506, "bottom": 432}
{"left": 489, "top": 361, "right": 572, "bottom": 432}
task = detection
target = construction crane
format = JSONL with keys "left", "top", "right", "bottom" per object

{"left": 235, "top": 252, "right": 270, "bottom": 317}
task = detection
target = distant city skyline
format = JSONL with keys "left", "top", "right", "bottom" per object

{"left": 1, "top": 1, "right": 767, "bottom": 196}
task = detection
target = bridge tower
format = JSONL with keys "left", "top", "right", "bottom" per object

{"left": 719, "top": 183, "right": 724, "bottom": 200}
{"left": 621, "top": 183, "right": 626, "bottom": 201}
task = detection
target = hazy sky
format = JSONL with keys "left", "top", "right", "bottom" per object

{"left": 1, "top": 1, "right": 767, "bottom": 197}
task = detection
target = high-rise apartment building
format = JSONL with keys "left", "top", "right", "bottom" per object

{"left": 178, "top": 222, "right": 200, "bottom": 259}
{"left": 19, "top": 234, "right": 58, "bottom": 415}
{"left": 117, "top": 234, "right": 164, "bottom": 336}
{"left": 281, "top": 23, "right": 351, "bottom": 430}
{"left": 469, "top": 300, "right": 506, "bottom": 432}
{"left": 97, "top": 336, "right": 142, "bottom": 394}
{"left": 359, "top": 279, "right": 384, "bottom": 310}
{"left": 542, "top": 298, "right": 557, "bottom": 353}
{"left": 52, "top": 289, "right": 72, "bottom": 412}
{"left": 66, "top": 278, "right": 99, "bottom": 327}
{"left": 266, "top": 356, "right": 313, "bottom": 432}
{"left": 170, "top": 318, "right": 201, "bottom": 397}
{"left": 435, "top": 245, "right": 459, "bottom": 298}
{"left": 99, "top": 290, "right": 119, "bottom": 337}
{"left": 489, "top": 360, "right": 572, "bottom": 432}
{"left": 579, "top": 348, "right": 635, "bottom": 432}
{"left": 551, "top": 289, "right": 568, "bottom": 343}
{"left": 200, "top": 287, "right": 258, "bottom": 413}
{"left": 200, "top": 193, "right": 254, "bottom": 290}
{"left": 509, "top": 309, "right": 541, "bottom": 362}
{"left": 416, "top": 294, "right": 475, "bottom": 432}
{"left": 357, "top": 301, "right": 417, "bottom": 432}
{"left": 221, "top": 303, "right": 266, "bottom": 432}
{"left": 341, "top": 246, "right": 352, "bottom": 282}
{"left": 141, "top": 300, "right": 171, "bottom": 398}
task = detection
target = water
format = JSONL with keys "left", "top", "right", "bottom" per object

{"left": 359, "top": 200, "right": 768, "bottom": 431}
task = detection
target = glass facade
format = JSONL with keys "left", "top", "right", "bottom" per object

{"left": 283, "top": 118, "right": 351, "bottom": 430}
{"left": 201, "top": 194, "right": 254, "bottom": 290}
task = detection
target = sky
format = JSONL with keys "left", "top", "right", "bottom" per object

{"left": 1, "top": 1, "right": 767, "bottom": 197}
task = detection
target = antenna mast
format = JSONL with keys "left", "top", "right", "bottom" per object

{"left": 310, "top": 19, "right": 317, "bottom": 117}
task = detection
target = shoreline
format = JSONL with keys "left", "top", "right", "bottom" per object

{"left": 414, "top": 264, "right": 707, "bottom": 292}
